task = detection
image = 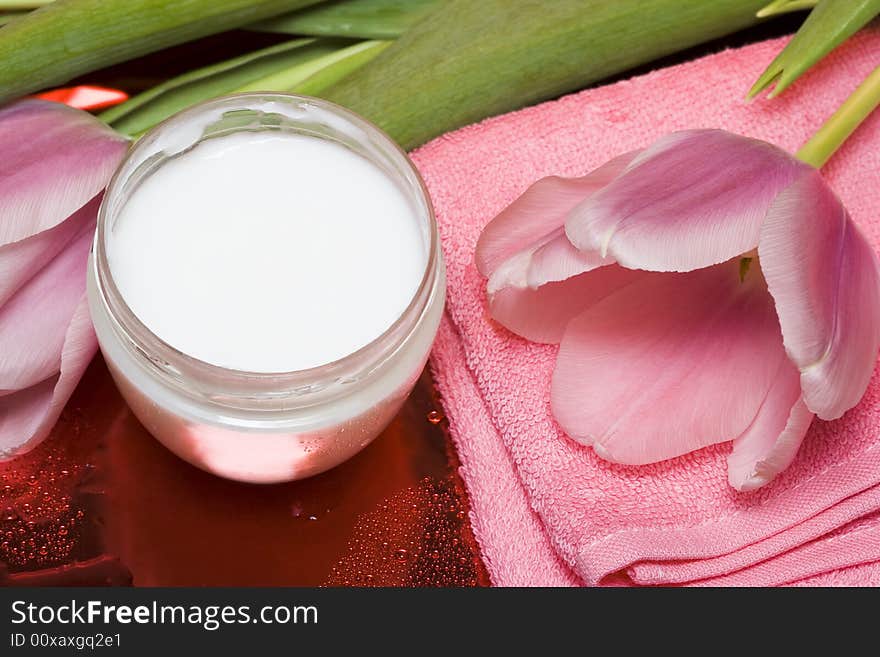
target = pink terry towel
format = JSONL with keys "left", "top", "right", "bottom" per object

{"left": 413, "top": 28, "right": 880, "bottom": 587}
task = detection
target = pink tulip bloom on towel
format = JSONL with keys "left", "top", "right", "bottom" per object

{"left": 0, "top": 100, "right": 128, "bottom": 458}
{"left": 476, "top": 129, "right": 880, "bottom": 491}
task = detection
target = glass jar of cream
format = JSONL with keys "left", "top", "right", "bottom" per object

{"left": 87, "top": 93, "right": 445, "bottom": 483}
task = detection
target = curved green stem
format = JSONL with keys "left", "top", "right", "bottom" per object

{"left": 796, "top": 64, "right": 880, "bottom": 167}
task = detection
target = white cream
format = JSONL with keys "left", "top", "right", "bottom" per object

{"left": 108, "top": 132, "right": 427, "bottom": 372}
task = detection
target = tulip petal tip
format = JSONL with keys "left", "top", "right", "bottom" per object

{"left": 590, "top": 440, "right": 613, "bottom": 462}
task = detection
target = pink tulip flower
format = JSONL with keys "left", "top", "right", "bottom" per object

{"left": 0, "top": 100, "right": 128, "bottom": 458}
{"left": 476, "top": 129, "right": 880, "bottom": 491}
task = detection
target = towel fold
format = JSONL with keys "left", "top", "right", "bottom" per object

{"left": 413, "top": 29, "right": 880, "bottom": 586}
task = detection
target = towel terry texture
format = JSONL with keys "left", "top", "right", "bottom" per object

{"left": 412, "top": 29, "right": 880, "bottom": 586}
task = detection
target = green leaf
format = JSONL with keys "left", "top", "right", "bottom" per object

{"left": 234, "top": 38, "right": 382, "bottom": 92}
{"left": 103, "top": 38, "right": 354, "bottom": 136}
{"left": 749, "top": 0, "right": 880, "bottom": 98}
{"left": 248, "top": 0, "right": 439, "bottom": 39}
{"left": 290, "top": 40, "right": 391, "bottom": 95}
{"left": 0, "top": 0, "right": 325, "bottom": 106}
{"left": 0, "top": 10, "right": 27, "bottom": 25}
{"left": 756, "top": 0, "right": 817, "bottom": 17}
{"left": 323, "top": 0, "right": 769, "bottom": 150}
{"left": 0, "top": 0, "right": 52, "bottom": 9}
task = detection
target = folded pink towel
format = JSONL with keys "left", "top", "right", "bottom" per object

{"left": 413, "top": 29, "right": 880, "bottom": 586}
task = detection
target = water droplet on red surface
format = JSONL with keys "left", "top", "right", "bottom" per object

{"left": 426, "top": 410, "right": 444, "bottom": 425}
{"left": 325, "top": 477, "right": 488, "bottom": 587}
{"left": 0, "top": 411, "right": 103, "bottom": 577}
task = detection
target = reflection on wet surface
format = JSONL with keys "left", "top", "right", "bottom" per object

{"left": 1, "top": 357, "right": 488, "bottom": 587}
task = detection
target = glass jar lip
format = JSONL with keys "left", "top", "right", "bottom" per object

{"left": 93, "top": 92, "right": 440, "bottom": 394}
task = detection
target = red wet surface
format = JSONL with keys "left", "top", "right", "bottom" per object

{"left": 0, "top": 358, "right": 489, "bottom": 587}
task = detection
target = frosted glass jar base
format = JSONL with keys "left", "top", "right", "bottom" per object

{"left": 113, "top": 376, "right": 412, "bottom": 484}
{"left": 88, "top": 265, "right": 444, "bottom": 483}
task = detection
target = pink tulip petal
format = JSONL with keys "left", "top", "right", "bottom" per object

{"left": 0, "top": 101, "right": 124, "bottom": 457}
{"left": 551, "top": 259, "right": 785, "bottom": 464}
{"left": 565, "top": 130, "right": 810, "bottom": 272}
{"left": 475, "top": 177, "right": 598, "bottom": 278}
{"left": 759, "top": 170, "right": 880, "bottom": 420}
{"left": 486, "top": 227, "right": 614, "bottom": 294}
{"left": 476, "top": 150, "right": 639, "bottom": 291}
{"left": 727, "top": 356, "right": 814, "bottom": 491}
{"left": 0, "top": 208, "right": 95, "bottom": 393}
{"left": 0, "top": 215, "right": 82, "bottom": 307}
{"left": 488, "top": 264, "right": 647, "bottom": 344}
{"left": 0, "top": 294, "right": 97, "bottom": 457}
{"left": 0, "top": 196, "right": 97, "bottom": 307}
{"left": 0, "top": 99, "right": 127, "bottom": 247}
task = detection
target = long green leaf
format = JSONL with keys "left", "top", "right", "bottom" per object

{"left": 0, "top": 10, "right": 26, "bottom": 25}
{"left": 323, "top": 0, "right": 769, "bottom": 150}
{"left": 749, "top": 0, "right": 880, "bottom": 97}
{"left": 0, "top": 0, "right": 52, "bottom": 8}
{"left": 100, "top": 38, "right": 317, "bottom": 125}
{"left": 757, "top": 0, "right": 819, "bottom": 18}
{"left": 757, "top": 0, "right": 818, "bottom": 17}
{"left": 237, "top": 38, "right": 379, "bottom": 91}
{"left": 249, "top": 0, "right": 438, "bottom": 39}
{"left": 102, "top": 38, "right": 350, "bottom": 134}
{"left": 104, "top": 38, "right": 388, "bottom": 137}
{"left": 0, "top": 0, "right": 325, "bottom": 105}
{"left": 292, "top": 39, "right": 390, "bottom": 95}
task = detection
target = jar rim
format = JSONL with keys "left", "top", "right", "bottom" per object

{"left": 92, "top": 92, "right": 441, "bottom": 408}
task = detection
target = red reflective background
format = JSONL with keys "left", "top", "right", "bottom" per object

{"left": 1, "top": 357, "right": 489, "bottom": 586}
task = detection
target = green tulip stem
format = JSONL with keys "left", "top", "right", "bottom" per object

{"left": 796, "top": 64, "right": 880, "bottom": 168}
